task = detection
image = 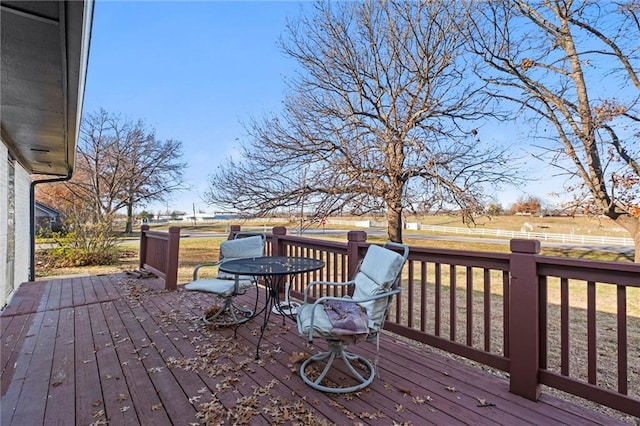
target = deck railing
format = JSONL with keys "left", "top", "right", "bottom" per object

{"left": 228, "top": 225, "right": 639, "bottom": 417}
{"left": 139, "top": 225, "right": 180, "bottom": 290}
{"left": 534, "top": 251, "right": 640, "bottom": 416}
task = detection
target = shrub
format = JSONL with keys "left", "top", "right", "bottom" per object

{"left": 44, "top": 208, "right": 121, "bottom": 267}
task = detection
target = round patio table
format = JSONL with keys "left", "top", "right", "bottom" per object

{"left": 219, "top": 256, "right": 325, "bottom": 359}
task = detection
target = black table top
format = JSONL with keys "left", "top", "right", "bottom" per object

{"left": 218, "top": 256, "right": 325, "bottom": 276}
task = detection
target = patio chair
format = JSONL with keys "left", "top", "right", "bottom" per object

{"left": 185, "top": 232, "right": 266, "bottom": 326}
{"left": 296, "top": 242, "right": 409, "bottom": 393}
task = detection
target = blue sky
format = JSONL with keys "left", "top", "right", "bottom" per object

{"left": 83, "top": 1, "right": 551, "bottom": 215}
{"left": 84, "top": 1, "right": 310, "bottom": 215}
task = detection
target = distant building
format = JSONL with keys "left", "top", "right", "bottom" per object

{"left": 35, "top": 202, "right": 63, "bottom": 234}
{"left": 179, "top": 212, "right": 240, "bottom": 222}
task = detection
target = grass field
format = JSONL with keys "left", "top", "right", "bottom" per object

{"left": 412, "top": 214, "right": 630, "bottom": 237}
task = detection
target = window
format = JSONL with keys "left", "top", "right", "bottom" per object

{"left": 5, "top": 154, "right": 15, "bottom": 299}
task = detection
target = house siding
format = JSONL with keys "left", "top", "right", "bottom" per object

{"left": 0, "top": 140, "right": 31, "bottom": 308}
{"left": 14, "top": 165, "right": 31, "bottom": 288}
{"left": 0, "top": 144, "right": 7, "bottom": 308}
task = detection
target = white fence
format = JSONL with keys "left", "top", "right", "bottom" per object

{"left": 414, "top": 224, "right": 634, "bottom": 247}
{"left": 327, "top": 219, "right": 634, "bottom": 247}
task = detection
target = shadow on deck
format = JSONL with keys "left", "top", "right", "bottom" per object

{"left": 1, "top": 273, "right": 626, "bottom": 425}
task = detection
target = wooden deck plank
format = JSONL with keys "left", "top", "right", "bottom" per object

{"left": 0, "top": 314, "right": 28, "bottom": 377}
{"left": 89, "top": 300, "right": 141, "bottom": 425}
{"left": 1, "top": 309, "right": 46, "bottom": 425}
{"left": 43, "top": 307, "right": 76, "bottom": 425}
{"left": 59, "top": 278, "right": 74, "bottom": 311}
{"left": 142, "top": 286, "right": 310, "bottom": 424}
{"left": 239, "top": 322, "right": 445, "bottom": 425}
{"left": 81, "top": 275, "right": 100, "bottom": 305}
{"left": 73, "top": 304, "right": 113, "bottom": 425}
{"left": 44, "top": 278, "right": 62, "bottom": 312}
{"left": 185, "top": 288, "right": 499, "bottom": 425}
{"left": 227, "top": 289, "right": 495, "bottom": 425}
{"left": 72, "top": 276, "right": 86, "bottom": 306}
{"left": 242, "top": 317, "right": 469, "bottom": 425}
{"left": 176, "top": 290, "right": 345, "bottom": 419}
{"left": 91, "top": 274, "right": 111, "bottom": 302}
{"left": 1, "top": 275, "right": 629, "bottom": 426}
{"left": 9, "top": 309, "right": 58, "bottom": 425}
{"left": 147, "top": 287, "right": 344, "bottom": 424}
{"left": 368, "top": 337, "right": 621, "bottom": 425}
{"left": 1, "top": 281, "right": 48, "bottom": 316}
{"left": 108, "top": 297, "right": 172, "bottom": 424}
{"left": 113, "top": 294, "right": 199, "bottom": 423}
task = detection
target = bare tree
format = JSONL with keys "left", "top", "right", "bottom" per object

{"left": 465, "top": 0, "right": 640, "bottom": 260}
{"left": 510, "top": 195, "right": 543, "bottom": 215}
{"left": 40, "top": 109, "right": 187, "bottom": 234}
{"left": 206, "top": 0, "right": 519, "bottom": 242}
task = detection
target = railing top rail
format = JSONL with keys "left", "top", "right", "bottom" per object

{"left": 269, "top": 234, "right": 350, "bottom": 252}
{"left": 536, "top": 255, "right": 640, "bottom": 286}
{"left": 408, "top": 245, "right": 510, "bottom": 270}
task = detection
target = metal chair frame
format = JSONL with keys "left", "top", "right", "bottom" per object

{"left": 188, "top": 232, "right": 266, "bottom": 327}
{"left": 297, "top": 242, "right": 409, "bottom": 393}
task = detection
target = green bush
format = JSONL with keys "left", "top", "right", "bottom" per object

{"left": 45, "top": 216, "right": 121, "bottom": 267}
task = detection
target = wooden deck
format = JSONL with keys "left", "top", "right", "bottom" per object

{"left": 1, "top": 273, "right": 626, "bottom": 425}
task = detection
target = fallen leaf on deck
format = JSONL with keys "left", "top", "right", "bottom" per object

{"left": 289, "top": 352, "right": 308, "bottom": 363}
{"left": 412, "top": 395, "right": 433, "bottom": 404}
{"left": 476, "top": 397, "right": 496, "bottom": 407}
{"left": 445, "top": 386, "right": 457, "bottom": 392}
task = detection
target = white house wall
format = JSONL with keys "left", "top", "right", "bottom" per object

{"left": 14, "top": 164, "right": 30, "bottom": 289}
{"left": 0, "top": 143, "right": 7, "bottom": 308}
{"left": 0, "top": 140, "right": 31, "bottom": 308}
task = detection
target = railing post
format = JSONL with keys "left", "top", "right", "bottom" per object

{"left": 271, "top": 226, "right": 287, "bottom": 257}
{"left": 139, "top": 224, "right": 149, "bottom": 270}
{"left": 228, "top": 225, "right": 241, "bottom": 240}
{"left": 509, "top": 238, "right": 541, "bottom": 400}
{"left": 346, "top": 231, "right": 367, "bottom": 279}
{"left": 164, "top": 226, "right": 181, "bottom": 290}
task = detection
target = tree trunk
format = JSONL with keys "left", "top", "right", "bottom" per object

{"left": 387, "top": 204, "right": 403, "bottom": 243}
{"left": 125, "top": 202, "right": 134, "bottom": 234}
{"left": 609, "top": 214, "right": 640, "bottom": 263}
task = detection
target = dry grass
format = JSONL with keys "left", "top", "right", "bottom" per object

{"left": 411, "top": 214, "right": 630, "bottom": 238}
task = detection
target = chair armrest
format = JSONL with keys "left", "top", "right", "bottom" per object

{"left": 193, "top": 260, "right": 223, "bottom": 280}
{"left": 302, "top": 280, "right": 355, "bottom": 303}
{"left": 312, "top": 288, "right": 401, "bottom": 306}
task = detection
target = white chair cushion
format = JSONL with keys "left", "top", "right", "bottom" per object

{"left": 217, "top": 235, "right": 265, "bottom": 280}
{"left": 352, "top": 244, "right": 405, "bottom": 330}
{"left": 296, "top": 303, "right": 335, "bottom": 338}
{"left": 358, "top": 244, "right": 405, "bottom": 289}
{"left": 184, "top": 277, "right": 254, "bottom": 297}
